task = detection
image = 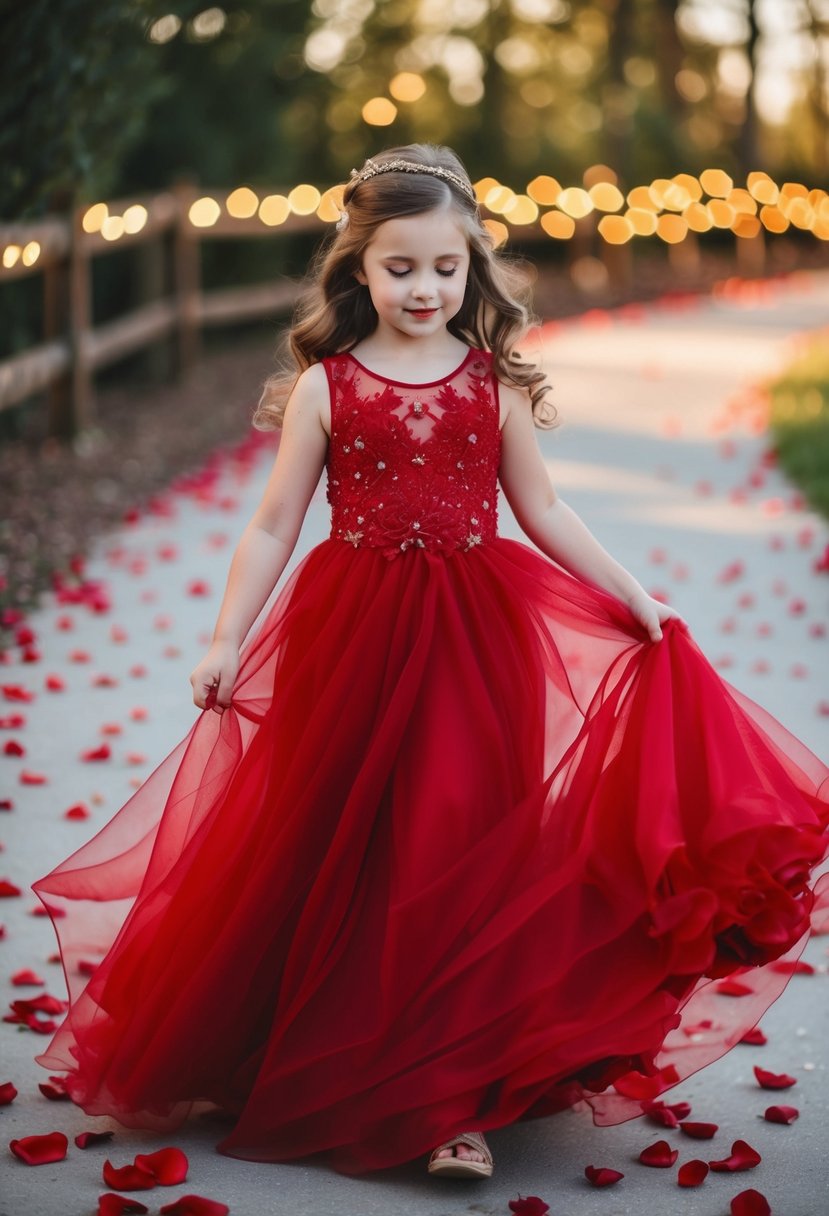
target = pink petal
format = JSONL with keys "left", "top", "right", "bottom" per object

{"left": 19, "top": 770, "right": 48, "bottom": 785}
{"left": 731, "top": 1189, "right": 771, "bottom": 1216}
{"left": 677, "top": 1159, "right": 709, "bottom": 1187}
{"left": 764, "top": 1105, "right": 799, "bottom": 1124}
{"left": 584, "top": 1165, "right": 624, "bottom": 1186}
{"left": 12, "top": 969, "right": 44, "bottom": 985}
{"left": 754, "top": 1065, "right": 797, "bottom": 1090}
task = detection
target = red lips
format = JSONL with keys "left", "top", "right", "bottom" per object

{"left": 407, "top": 308, "right": 437, "bottom": 318}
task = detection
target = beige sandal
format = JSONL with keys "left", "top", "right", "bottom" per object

{"left": 427, "top": 1130, "right": 493, "bottom": 1178}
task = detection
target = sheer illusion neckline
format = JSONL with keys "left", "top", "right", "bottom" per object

{"left": 343, "top": 346, "right": 477, "bottom": 388}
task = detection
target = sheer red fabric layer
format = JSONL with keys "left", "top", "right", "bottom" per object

{"left": 32, "top": 535, "right": 829, "bottom": 1175}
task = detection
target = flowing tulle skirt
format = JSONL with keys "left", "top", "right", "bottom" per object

{"left": 32, "top": 536, "right": 829, "bottom": 1175}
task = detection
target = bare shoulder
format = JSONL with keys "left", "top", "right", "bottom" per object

{"left": 495, "top": 377, "right": 533, "bottom": 432}
{"left": 285, "top": 362, "right": 331, "bottom": 439}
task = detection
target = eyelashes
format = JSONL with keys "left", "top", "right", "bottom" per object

{"left": 386, "top": 268, "right": 457, "bottom": 278}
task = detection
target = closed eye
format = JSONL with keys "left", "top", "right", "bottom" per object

{"left": 387, "top": 268, "right": 458, "bottom": 278}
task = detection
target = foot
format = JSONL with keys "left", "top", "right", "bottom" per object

{"left": 433, "top": 1136, "right": 487, "bottom": 1165}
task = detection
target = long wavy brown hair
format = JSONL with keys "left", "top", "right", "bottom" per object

{"left": 253, "top": 143, "right": 557, "bottom": 430}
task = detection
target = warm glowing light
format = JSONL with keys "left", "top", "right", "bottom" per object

{"left": 148, "top": 14, "right": 181, "bottom": 44}
{"left": 101, "top": 216, "right": 125, "bottom": 241}
{"left": 583, "top": 164, "right": 618, "bottom": 189}
{"left": 526, "top": 175, "right": 561, "bottom": 205}
{"left": 656, "top": 215, "right": 687, "bottom": 244}
{"left": 21, "top": 241, "right": 40, "bottom": 266}
{"left": 649, "top": 179, "right": 691, "bottom": 211}
{"left": 226, "top": 187, "right": 259, "bottom": 218}
{"left": 747, "top": 172, "right": 778, "bottom": 205}
{"left": 123, "top": 204, "right": 148, "bottom": 234}
{"left": 760, "top": 205, "right": 789, "bottom": 233}
{"left": 190, "top": 7, "right": 227, "bottom": 42}
{"left": 786, "top": 198, "right": 814, "bottom": 229}
{"left": 732, "top": 214, "right": 761, "bottom": 238}
{"left": 362, "top": 97, "right": 397, "bottom": 126}
{"left": 2, "top": 244, "right": 21, "bottom": 268}
{"left": 389, "top": 72, "right": 426, "bottom": 102}
{"left": 317, "top": 187, "right": 344, "bottom": 223}
{"left": 597, "top": 215, "right": 634, "bottom": 244}
{"left": 627, "top": 185, "right": 659, "bottom": 213}
{"left": 780, "top": 181, "right": 808, "bottom": 200}
{"left": 471, "top": 180, "right": 498, "bottom": 209}
{"left": 706, "top": 199, "right": 736, "bottom": 228}
{"left": 289, "top": 185, "right": 322, "bottom": 215}
{"left": 700, "top": 168, "right": 734, "bottom": 197}
{"left": 726, "top": 188, "right": 757, "bottom": 215}
{"left": 540, "top": 211, "right": 575, "bottom": 239}
{"left": 503, "top": 194, "right": 539, "bottom": 225}
{"left": 589, "top": 182, "right": 624, "bottom": 211}
{"left": 483, "top": 218, "right": 509, "bottom": 248}
{"left": 625, "top": 208, "right": 658, "bottom": 236}
{"left": 485, "top": 185, "right": 516, "bottom": 213}
{"left": 82, "top": 203, "right": 108, "bottom": 234}
{"left": 683, "top": 202, "right": 713, "bottom": 232}
{"left": 672, "top": 173, "right": 702, "bottom": 202}
{"left": 259, "top": 195, "right": 291, "bottom": 226}
{"left": 189, "top": 197, "right": 221, "bottom": 227}
{"left": 556, "top": 187, "right": 593, "bottom": 218}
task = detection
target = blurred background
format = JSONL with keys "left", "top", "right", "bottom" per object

{"left": 0, "top": 0, "right": 828, "bottom": 617}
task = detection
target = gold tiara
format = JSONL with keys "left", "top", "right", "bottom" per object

{"left": 348, "top": 158, "right": 477, "bottom": 202}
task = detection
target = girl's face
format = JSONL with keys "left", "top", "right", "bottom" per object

{"left": 354, "top": 207, "right": 470, "bottom": 341}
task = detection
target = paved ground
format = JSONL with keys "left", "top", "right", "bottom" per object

{"left": 1, "top": 269, "right": 828, "bottom": 1215}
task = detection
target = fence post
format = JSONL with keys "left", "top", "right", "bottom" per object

{"left": 66, "top": 202, "right": 94, "bottom": 436}
{"left": 172, "top": 178, "right": 201, "bottom": 381}
{"left": 43, "top": 230, "right": 71, "bottom": 438}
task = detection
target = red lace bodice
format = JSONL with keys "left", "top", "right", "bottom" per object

{"left": 322, "top": 347, "right": 501, "bottom": 561}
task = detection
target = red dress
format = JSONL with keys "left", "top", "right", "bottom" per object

{"left": 33, "top": 347, "right": 829, "bottom": 1175}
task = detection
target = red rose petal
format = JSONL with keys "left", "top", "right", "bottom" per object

{"left": 2, "top": 684, "right": 35, "bottom": 702}
{"left": 0, "top": 713, "right": 26, "bottom": 728}
{"left": 0, "top": 1080, "right": 18, "bottom": 1104}
{"left": 0, "top": 879, "right": 22, "bottom": 897}
{"left": 92, "top": 674, "right": 119, "bottom": 688}
{"left": 715, "top": 977, "right": 754, "bottom": 996}
{"left": 638, "top": 1139, "right": 679, "bottom": 1167}
{"left": 81, "top": 743, "right": 112, "bottom": 762}
{"left": 39, "top": 1076, "right": 72, "bottom": 1100}
{"left": 764, "top": 1104, "right": 799, "bottom": 1124}
{"left": 754, "top": 1065, "right": 797, "bottom": 1089}
{"left": 45, "top": 674, "right": 66, "bottom": 691}
{"left": 677, "top": 1159, "right": 709, "bottom": 1187}
{"left": 98, "top": 1196, "right": 150, "bottom": 1216}
{"left": 769, "top": 959, "right": 814, "bottom": 975}
{"left": 613, "top": 1065, "right": 680, "bottom": 1100}
{"left": 740, "top": 1027, "right": 767, "bottom": 1045}
{"left": 158, "top": 1198, "right": 230, "bottom": 1216}
{"left": 19, "top": 770, "right": 48, "bottom": 785}
{"left": 186, "top": 580, "right": 211, "bottom": 597}
{"left": 134, "top": 1146, "right": 188, "bottom": 1185}
{"left": 65, "top": 803, "right": 91, "bottom": 820}
{"left": 129, "top": 665, "right": 148, "bottom": 678}
{"left": 129, "top": 707, "right": 148, "bottom": 721}
{"left": 76, "top": 1130, "right": 116, "bottom": 1147}
{"left": 679, "top": 1121, "right": 718, "bottom": 1139}
{"left": 100, "top": 723, "right": 123, "bottom": 736}
{"left": 731, "top": 1189, "right": 771, "bottom": 1216}
{"left": 12, "top": 969, "right": 45, "bottom": 985}
{"left": 709, "top": 1139, "right": 762, "bottom": 1172}
{"left": 3, "top": 739, "right": 25, "bottom": 756}
{"left": 9, "top": 1130, "right": 69, "bottom": 1164}
{"left": 508, "top": 1199, "right": 550, "bottom": 1216}
{"left": 102, "top": 1160, "right": 157, "bottom": 1190}
{"left": 585, "top": 1165, "right": 624, "bottom": 1187}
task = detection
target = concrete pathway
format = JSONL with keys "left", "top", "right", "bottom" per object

{"left": 1, "top": 270, "right": 828, "bottom": 1216}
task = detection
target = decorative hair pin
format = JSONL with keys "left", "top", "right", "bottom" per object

{"left": 346, "top": 158, "right": 476, "bottom": 202}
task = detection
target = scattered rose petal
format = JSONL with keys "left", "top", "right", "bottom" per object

{"left": 508, "top": 1198, "right": 550, "bottom": 1215}
{"left": 102, "top": 1160, "right": 157, "bottom": 1191}
{"left": 740, "top": 1027, "right": 767, "bottom": 1045}
{"left": 0, "top": 1080, "right": 18, "bottom": 1104}
{"left": 643, "top": 1098, "right": 692, "bottom": 1127}
{"left": 0, "top": 713, "right": 26, "bottom": 728}
{"left": 638, "top": 1139, "right": 679, "bottom": 1167}
{"left": 129, "top": 707, "right": 148, "bottom": 721}
{"left": 98, "top": 1194, "right": 150, "bottom": 1215}
{"left": 158, "top": 1198, "right": 230, "bottom": 1216}
{"left": 92, "top": 674, "right": 119, "bottom": 688}
{"left": 679, "top": 1121, "right": 718, "bottom": 1139}
{"left": 769, "top": 959, "right": 814, "bottom": 975}
{"left": 110, "top": 626, "right": 129, "bottom": 643}
{"left": 39, "top": 1076, "right": 72, "bottom": 1100}
{"left": 68, "top": 650, "right": 92, "bottom": 663}
{"left": 129, "top": 665, "right": 148, "bottom": 678}
{"left": 3, "top": 739, "right": 25, "bottom": 756}
{"left": 134, "top": 1146, "right": 188, "bottom": 1185}
{"left": 754, "top": 1065, "right": 796, "bottom": 1090}
{"left": 715, "top": 977, "right": 754, "bottom": 996}
{"left": 585, "top": 1165, "right": 624, "bottom": 1187}
{"left": 709, "top": 1139, "right": 762, "bottom": 1172}
{"left": 81, "top": 743, "right": 112, "bottom": 762}
{"left": 0, "top": 879, "right": 22, "bottom": 897}
{"left": 12, "top": 969, "right": 44, "bottom": 985}
{"left": 613, "top": 1065, "right": 679, "bottom": 1100}
{"left": 2, "top": 685, "right": 35, "bottom": 702}
{"left": 65, "top": 803, "right": 91, "bottom": 820}
{"left": 125, "top": 753, "right": 147, "bottom": 766}
{"left": 9, "top": 1131, "right": 69, "bottom": 1164}
{"left": 677, "top": 1159, "right": 709, "bottom": 1187}
{"left": 76, "top": 1130, "right": 116, "bottom": 1148}
{"left": 101, "top": 723, "right": 123, "bottom": 736}
{"left": 45, "top": 674, "right": 66, "bottom": 692}
{"left": 764, "top": 1104, "right": 799, "bottom": 1124}
{"left": 186, "top": 580, "right": 211, "bottom": 597}
{"left": 731, "top": 1188, "right": 771, "bottom": 1216}
{"left": 19, "top": 770, "right": 47, "bottom": 785}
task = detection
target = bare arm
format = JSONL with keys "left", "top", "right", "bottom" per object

{"left": 497, "top": 381, "right": 685, "bottom": 641}
{"left": 190, "top": 363, "right": 330, "bottom": 710}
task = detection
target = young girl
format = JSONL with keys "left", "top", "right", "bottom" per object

{"left": 33, "top": 143, "right": 829, "bottom": 1183}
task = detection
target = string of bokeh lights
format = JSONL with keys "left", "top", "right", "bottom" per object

{"left": 2, "top": 166, "right": 828, "bottom": 273}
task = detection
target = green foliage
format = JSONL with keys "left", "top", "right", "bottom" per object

{"left": 769, "top": 339, "right": 829, "bottom": 521}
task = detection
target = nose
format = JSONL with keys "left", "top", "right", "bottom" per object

{"left": 410, "top": 271, "right": 438, "bottom": 302}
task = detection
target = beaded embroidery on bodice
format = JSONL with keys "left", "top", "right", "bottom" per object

{"left": 322, "top": 347, "right": 501, "bottom": 560}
